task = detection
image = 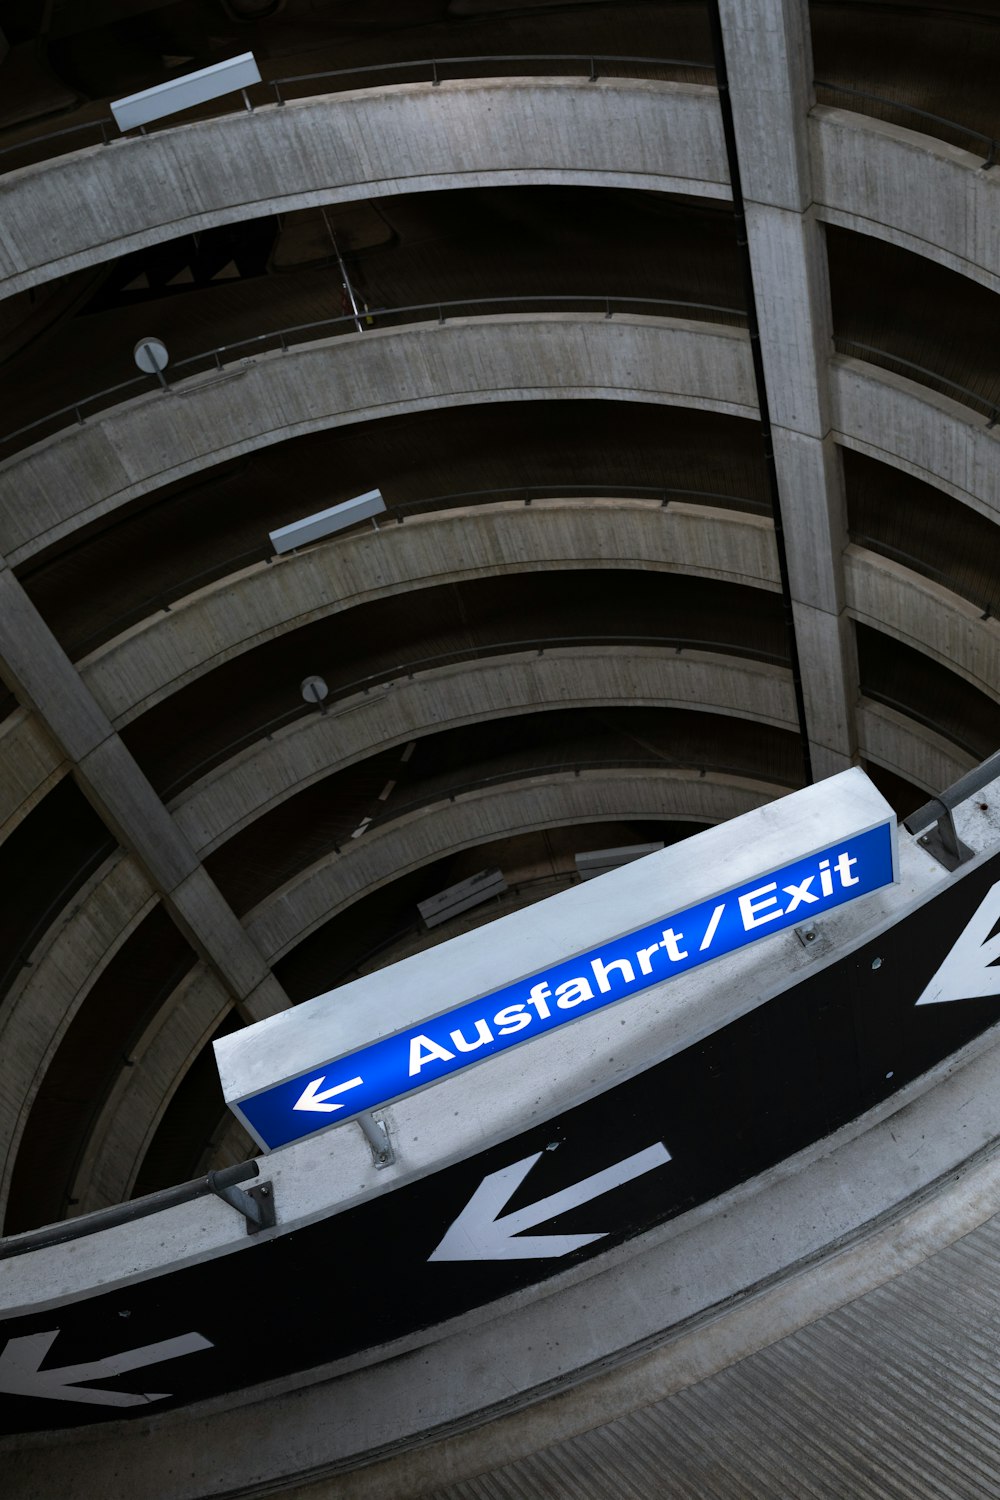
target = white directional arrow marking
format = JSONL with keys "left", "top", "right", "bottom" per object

{"left": 293, "top": 1074, "right": 364, "bottom": 1112}
{"left": 428, "top": 1142, "right": 672, "bottom": 1261}
{"left": 916, "top": 880, "right": 1000, "bottom": 1005}
{"left": 0, "top": 1328, "right": 212, "bottom": 1407}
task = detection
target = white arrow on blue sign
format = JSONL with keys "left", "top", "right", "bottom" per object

{"left": 229, "top": 821, "right": 896, "bottom": 1151}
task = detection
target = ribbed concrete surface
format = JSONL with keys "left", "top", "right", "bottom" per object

{"left": 423, "top": 1212, "right": 1000, "bottom": 1500}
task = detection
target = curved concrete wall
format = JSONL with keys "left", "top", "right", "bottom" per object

{"left": 244, "top": 768, "right": 788, "bottom": 962}
{"left": 0, "top": 708, "right": 64, "bottom": 838}
{"left": 0, "top": 79, "right": 728, "bottom": 299}
{"left": 846, "top": 546, "right": 1000, "bottom": 703}
{"left": 857, "top": 698, "right": 973, "bottom": 792}
{"left": 811, "top": 107, "right": 1000, "bottom": 295}
{"left": 0, "top": 316, "right": 756, "bottom": 565}
{"left": 71, "top": 966, "right": 233, "bottom": 1215}
{"left": 831, "top": 355, "right": 1000, "bottom": 527}
{"left": 80, "top": 500, "right": 779, "bottom": 726}
{"left": 172, "top": 647, "right": 796, "bottom": 853}
{"left": 0, "top": 855, "right": 154, "bottom": 1214}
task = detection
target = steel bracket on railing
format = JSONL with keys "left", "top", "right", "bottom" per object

{"left": 356, "top": 1111, "right": 394, "bottom": 1169}
{"left": 208, "top": 1171, "right": 276, "bottom": 1234}
{"left": 914, "top": 806, "right": 974, "bottom": 872}
{"left": 903, "top": 750, "right": 1000, "bottom": 871}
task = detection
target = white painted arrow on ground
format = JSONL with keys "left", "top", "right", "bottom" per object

{"left": 916, "top": 880, "right": 1000, "bottom": 1006}
{"left": 293, "top": 1074, "right": 364, "bottom": 1112}
{"left": 428, "top": 1142, "right": 672, "bottom": 1261}
{"left": 0, "top": 1328, "right": 212, "bottom": 1407}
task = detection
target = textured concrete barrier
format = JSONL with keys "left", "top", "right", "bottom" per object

{"left": 0, "top": 79, "right": 727, "bottom": 298}
{"left": 0, "top": 316, "right": 756, "bottom": 563}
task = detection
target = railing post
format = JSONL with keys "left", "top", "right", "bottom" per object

{"left": 432, "top": 59, "right": 440, "bottom": 86}
{"left": 589, "top": 56, "right": 598, "bottom": 81}
{"left": 272, "top": 80, "right": 284, "bottom": 105}
{"left": 982, "top": 140, "right": 997, "bottom": 169}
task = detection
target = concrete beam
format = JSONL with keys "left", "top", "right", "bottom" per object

{"left": 0, "top": 79, "right": 728, "bottom": 298}
{"left": 716, "top": 0, "right": 858, "bottom": 777}
{"left": 0, "top": 317, "right": 758, "bottom": 564}
{"left": 0, "top": 563, "right": 289, "bottom": 1028}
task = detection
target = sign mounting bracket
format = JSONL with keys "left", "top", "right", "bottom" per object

{"left": 914, "top": 807, "right": 974, "bottom": 872}
{"left": 207, "top": 1172, "right": 275, "bottom": 1235}
{"left": 356, "top": 1112, "right": 394, "bottom": 1169}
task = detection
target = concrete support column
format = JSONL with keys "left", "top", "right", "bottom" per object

{"left": 715, "top": 0, "right": 858, "bottom": 779}
{"left": 0, "top": 562, "right": 289, "bottom": 1023}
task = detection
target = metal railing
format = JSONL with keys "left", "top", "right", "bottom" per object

{"left": 835, "top": 338, "right": 1000, "bottom": 427}
{"left": 0, "top": 293, "right": 747, "bottom": 456}
{"left": 903, "top": 748, "right": 1000, "bottom": 870}
{"left": 814, "top": 79, "right": 1000, "bottom": 168}
{"left": 0, "top": 54, "right": 714, "bottom": 174}
{"left": 905, "top": 748, "right": 1000, "bottom": 835}
{"left": 0, "top": 1160, "right": 263, "bottom": 1260}
{"left": 158, "top": 631, "right": 788, "bottom": 801}
{"left": 67, "top": 483, "right": 767, "bottom": 660}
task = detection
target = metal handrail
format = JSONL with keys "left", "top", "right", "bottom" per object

{"left": 0, "top": 1159, "right": 260, "bottom": 1260}
{"left": 159, "top": 631, "right": 788, "bottom": 800}
{"left": 813, "top": 79, "right": 999, "bottom": 168}
{"left": 835, "top": 338, "right": 1000, "bottom": 427}
{"left": 0, "top": 54, "right": 714, "bottom": 172}
{"left": 905, "top": 749, "right": 1000, "bottom": 835}
{"left": 0, "top": 293, "right": 747, "bottom": 455}
{"left": 0, "top": 114, "right": 116, "bottom": 162}
{"left": 67, "top": 484, "right": 767, "bottom": 660}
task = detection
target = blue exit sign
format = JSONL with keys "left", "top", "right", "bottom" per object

{"left": 225, "top": 818, "right": 896, "bottom": 1152}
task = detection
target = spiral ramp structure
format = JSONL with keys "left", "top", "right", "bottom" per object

{"left": 4, "top": 1, "right": 1000, "bottom": 1494}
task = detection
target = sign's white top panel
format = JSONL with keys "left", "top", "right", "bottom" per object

{"left": 111, "top": 53, "right": 261, "bottom": 131}
{"left": 216, "top": 770, "right": 895, "bottom": 1100}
